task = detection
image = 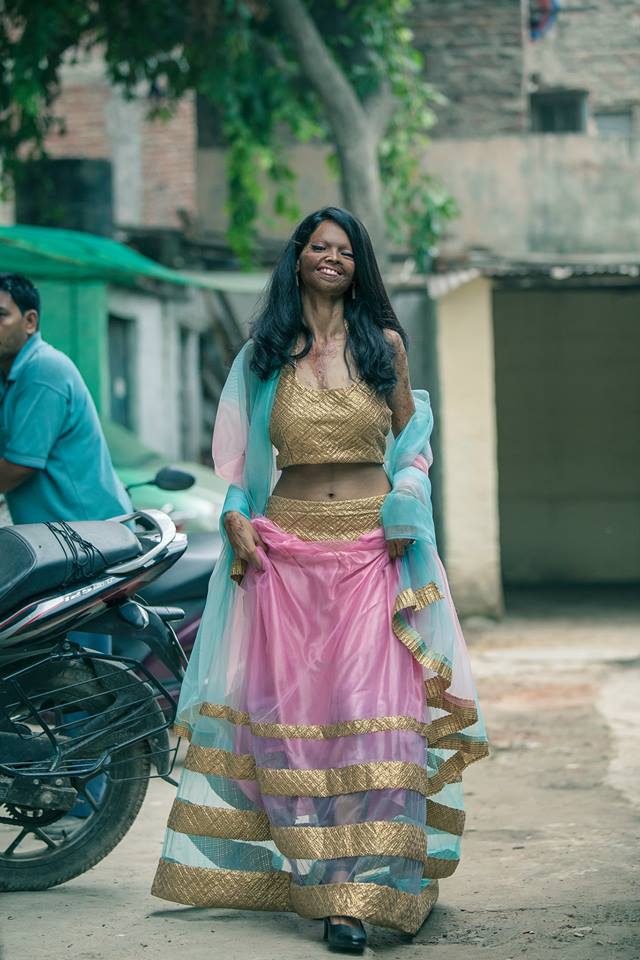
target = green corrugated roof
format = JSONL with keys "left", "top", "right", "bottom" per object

{"left": 0, "top": 225, "right": 249, "bottom": 291}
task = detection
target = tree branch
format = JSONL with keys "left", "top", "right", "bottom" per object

{"left": 271, "top": 0, "right": 368, "bottom": 142}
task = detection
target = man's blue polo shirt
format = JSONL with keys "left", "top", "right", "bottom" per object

{"left": 0, "top": 333, "right": 132, "bottom": 524}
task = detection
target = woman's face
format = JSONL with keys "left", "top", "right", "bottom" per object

{"left": 297, "top": 220, "right": 355, "bottom": 297}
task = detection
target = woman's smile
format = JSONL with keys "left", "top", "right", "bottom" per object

{"left": 317, "top": 264, "right": 342, "bottom": 278}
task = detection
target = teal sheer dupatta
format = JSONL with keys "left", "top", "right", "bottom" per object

{"left": 174, "top": 342, "right": 488, "bottom": 886}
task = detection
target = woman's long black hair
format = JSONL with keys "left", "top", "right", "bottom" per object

{"left": 250, "top": 206, "right": 407, "bottom": 394}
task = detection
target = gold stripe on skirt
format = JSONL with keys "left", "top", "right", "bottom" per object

{"left": 167, "top": 797, "right": 465, "bottom": 841}
{"left": 152, "top": 859, "right": 439, "bottom": 934}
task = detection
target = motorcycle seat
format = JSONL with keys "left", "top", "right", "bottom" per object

{"left": 140, "top": 531, "right": 220, "bottom": 603}
{"left": 0, "top": 520, "right": 142, "bottom": 617}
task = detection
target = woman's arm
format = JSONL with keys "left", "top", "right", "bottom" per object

{"left": 384, "top": 329, "right": 415, "bottom": 436}
{"left": 383, "top": 330, "right": 416, "bottom": 558}
{"left": 223, "top": 510, "right": 265, "bottom": 572}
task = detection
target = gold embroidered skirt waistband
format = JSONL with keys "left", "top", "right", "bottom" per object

{"left": 265, "top": 493, "right": 386, "bottom": 542}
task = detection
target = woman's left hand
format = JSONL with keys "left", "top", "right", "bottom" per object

{"left": 387, "top": 538, "right": 414, "bottom": 559}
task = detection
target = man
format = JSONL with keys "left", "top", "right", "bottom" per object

{"left": 0, "top": 273, "right": 131, "bottom": 523}
{"left": 0, "top": 273, "right": 132, "bottom": 824}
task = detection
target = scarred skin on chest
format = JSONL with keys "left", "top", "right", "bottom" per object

{"left": 295, "top": 335, "right": 354, "bottom": 390}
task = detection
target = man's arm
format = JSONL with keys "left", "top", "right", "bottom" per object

{"left": 0, "top": 459, "right": 35, "bottom": 493}
{"left": 1, "top": 380, "right": 68, "bottom": 496}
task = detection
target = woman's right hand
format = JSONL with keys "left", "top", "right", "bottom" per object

{"left": 223, "top": 511, "right": 266, "bottom": 571}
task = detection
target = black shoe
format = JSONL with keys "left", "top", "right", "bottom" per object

{"left": 323, "top": 917, "right": 367, "bottom": 954}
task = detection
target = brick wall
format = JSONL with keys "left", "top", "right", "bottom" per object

{"left": 45, "top": 84, "right": 111, "bottom": 159}
{"left": 141, "top": 96, "right": 197, "bottom": 227}
{"left": 43, "top": 76, "right": 197, "bottom": 229}
{"left": 411, "top": 0, "right": 527, "bottom": 138}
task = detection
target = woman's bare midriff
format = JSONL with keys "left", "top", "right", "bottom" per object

{"left": 271, "top": 462, "right": 391, "bottom": 502}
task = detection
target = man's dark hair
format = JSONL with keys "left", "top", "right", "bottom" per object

{"left": 0, "top": 273, "right": 41, "bottom": 320}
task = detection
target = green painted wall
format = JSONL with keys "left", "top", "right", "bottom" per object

{"left": 37, "top": 280, "right": 110, "bottom": 415}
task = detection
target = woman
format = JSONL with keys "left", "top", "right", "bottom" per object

{"left": 152, "top": 207, "right": 488, "bottom": 952}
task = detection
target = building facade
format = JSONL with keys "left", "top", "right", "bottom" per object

{"left": 3, "top": 1, "right": 639, "bottom": 615}
{"left": 1, "top": 49, "right": 198, "bottom": 233}
{"left": 416, "top": 0, "right": 640, "bottom": 257}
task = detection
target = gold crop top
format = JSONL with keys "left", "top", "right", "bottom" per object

{"left": 269, "top": 363, "right": 392, "bottom": 470}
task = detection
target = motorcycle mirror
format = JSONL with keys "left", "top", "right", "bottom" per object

{"left": 152, "top": 467, "right": 196, "bottom": 491}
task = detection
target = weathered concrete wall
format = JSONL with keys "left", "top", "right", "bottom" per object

{"left": 107, "top": 287, "right": 210, "bottom": 459}
{"left": 412, "top": 0, "right": 527, "bottom": 138}
{"left": 104, "top": 96, "right": 145, "bottom": 225}
{"left": 527, "top": 0, "right": 640, "bottom": 120}
{"left": 425, "top": 134, "right": 640, "bottom": 255}
{"left": 197, "top": 131, "right": 640, "bottom": 257}
{"left": 436, "top": 277, "right": 503, "bottom": 616}
{"left": 494, "top": 285, "right": 640, "bottom": 583}
{"left": 414, "top": 0, "right": 640, "bottom": 138}
{"left": 196, "top": 143, "right": 341, "bottom": 236}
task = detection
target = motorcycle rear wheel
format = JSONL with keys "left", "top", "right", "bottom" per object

{"left": 0, "top": 655, "right": 155, "bottom": 891}
{"left": 0, "top": 740, "right": 150, "bottom": 891}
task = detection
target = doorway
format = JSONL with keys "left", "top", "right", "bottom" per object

{"left": 493, "top": 284, "right": 640, "bottom": 585}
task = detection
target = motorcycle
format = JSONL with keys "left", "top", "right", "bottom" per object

{"left": 0, "top": 505, "right": 189, "bottom": 892}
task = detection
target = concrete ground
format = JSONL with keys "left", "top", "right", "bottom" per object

{"left": 2, "top": 588, "right": 639, "bottom": 960}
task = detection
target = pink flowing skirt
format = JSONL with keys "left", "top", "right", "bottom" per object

{"left": 153, "top": 504, "right": 485, "bottom": 933}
